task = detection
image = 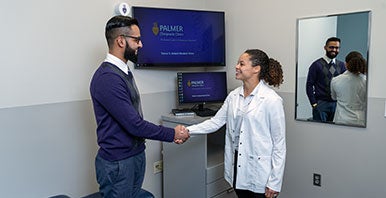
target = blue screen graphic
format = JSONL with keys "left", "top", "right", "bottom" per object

{"left": 177, "top": 72, "right": 227, "bottom": 104}
{"left": 132, "top": 7, "right": 225, "bottom": 67}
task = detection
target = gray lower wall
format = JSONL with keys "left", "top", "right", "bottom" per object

{"left": 1, "top": 91, "right": 385, "bottom": 198}
{"left": 0, "top": 100, "right": 98, "bottom": 197}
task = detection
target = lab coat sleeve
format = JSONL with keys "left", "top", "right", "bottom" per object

{"left": 266, "top": 96, "right": 286, "bottom": 192}
{"left": 186, "top": 97, "right": 229, "bottom": 135}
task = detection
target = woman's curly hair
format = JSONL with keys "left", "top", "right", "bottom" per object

{"left": 244, "top": 49, "right": 284, "bottom": 87}
{"left": 345, "top": 51, "right": 367, "bottom": 75}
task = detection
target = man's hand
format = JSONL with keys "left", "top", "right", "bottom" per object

{"left": 174, "top": 125, "right": 190, "bottom": 144}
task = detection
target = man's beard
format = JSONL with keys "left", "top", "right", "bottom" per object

{"left": 124, "top": 40, "right": 138, "bottom": 63}
{"left": 326, "top": 51, "right": 338, "bottom": 59}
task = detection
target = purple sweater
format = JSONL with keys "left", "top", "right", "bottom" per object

{"left": 306, "top": 58, "right": 346, "bottom": 105}
{"left": 90, "top": 62, "right": 175, "bottom": 161}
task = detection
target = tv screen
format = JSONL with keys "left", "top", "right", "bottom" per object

{"left": 132, "top": 7, "right": 226, "bottom": 68}
{"left": 177, "top": 72, "right": 227, "bottom": 105}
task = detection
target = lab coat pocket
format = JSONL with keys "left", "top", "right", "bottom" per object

{"left": 247, "top": 155, "right": 271, "bottom": 186}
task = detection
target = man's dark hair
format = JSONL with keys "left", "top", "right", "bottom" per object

{"left": 325, "top": 37, "right": 341, "bottom": 45}
{"left": 105, "top": 15, "right": 139, "bottom": 47}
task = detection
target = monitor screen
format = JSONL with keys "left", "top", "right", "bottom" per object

{"left": 177, "top": 72, "right": 227, "bottom": 105}
{"left": 132, "top": 7, "right": 226, "bottom": 68}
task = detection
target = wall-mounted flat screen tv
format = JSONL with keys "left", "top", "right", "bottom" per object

{"left": 132, "top": 7, "right": 226, "bottom": 68}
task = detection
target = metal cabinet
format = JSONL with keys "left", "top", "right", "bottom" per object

{"left": 161, "top": 115, "right": 236, "bottom": 198}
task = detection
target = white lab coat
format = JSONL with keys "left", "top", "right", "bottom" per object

{"left": 187, "top": 81, "right": 286, "bottom": 193}
{"left": 331, "top": 71, "right": 366, "bottom": 126}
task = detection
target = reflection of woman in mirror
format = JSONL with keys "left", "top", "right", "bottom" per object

{"left": 306, "top": 37, "right": 346, "bottom": 122}
{"left": 330, "top": 51, "right": 366, "bottom": 126}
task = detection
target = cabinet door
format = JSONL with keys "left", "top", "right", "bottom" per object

{"left": 163, "top": 121, "right": 207, "bottom": 198}
{"left": 207, "top": 178, "right": 233, "bottom": 198}
{"left": 212, "top": 188, "right": 237, "bottom": 198}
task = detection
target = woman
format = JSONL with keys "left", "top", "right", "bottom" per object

{"left": 186, "top": 49, "right": 286, "bottom": 198}
{"left": 331, "top": 51, "right": 367, "bottom": 126}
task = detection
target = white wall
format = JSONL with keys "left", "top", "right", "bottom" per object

{"left": 0, "top": 0, "right": 109, "bottom": 108}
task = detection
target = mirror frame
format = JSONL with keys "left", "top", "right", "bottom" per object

{"left": 295, "top": 10, "right": 371, "bottom": 128}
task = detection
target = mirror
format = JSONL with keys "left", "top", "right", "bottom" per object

{"left": 295, "top": 11, "right": 371, "bottom": 127}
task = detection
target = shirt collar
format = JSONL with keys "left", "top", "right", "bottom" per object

{"left": 104, "top": 53, "right": 128, "bottom": 75}
{"left": 239, "top": 81, "right": 262, "bottom": 97}
{"left": 323, "top": 55, "right": 335, "bottom": 64}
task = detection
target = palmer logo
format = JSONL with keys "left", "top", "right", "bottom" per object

{"left": 151, "top": 22, "right": 184, "bottom": 36}
{"left": 187, "top": 80, "right": 204, "bottom": 87}
{"left": 152, "top": 22, "right": 159, "bottom": 35}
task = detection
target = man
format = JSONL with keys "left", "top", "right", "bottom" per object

{"left": 306, "top": 37, "right": 346, "bottom": 122}
{"left": 90, "top": 15, "right": 189, "bottom": 198}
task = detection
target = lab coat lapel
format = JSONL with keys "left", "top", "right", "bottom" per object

{"left": 245, "top": 83, "right": 266, "bottom": 114}
{"left": 246, "top": 95, "right": 264, "bottom": 114}
{"left": 232, "top": 87, "right": 242, "bottom": 118}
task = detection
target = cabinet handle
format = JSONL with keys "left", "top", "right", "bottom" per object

{"left": 226, "top": 188, "right": 234, "bottom": 193}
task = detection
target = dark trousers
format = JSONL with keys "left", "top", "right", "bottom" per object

{"left": 233, "top": 150, "right": 265, "bottom": 198}
{"left": 312, "top": 100, "right": 336, "bottom": 122}
{"left": 95, "top": 151, "right": 154, "bottom": 198}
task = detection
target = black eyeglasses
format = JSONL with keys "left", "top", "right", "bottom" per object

{"left": 120, "top": 34, "right": 142, "bottom": 44}
{"left": 328, "top": 46, "right": 340, "bottom": 50}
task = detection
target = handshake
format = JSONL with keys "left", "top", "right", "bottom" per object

{"left": 173, "top": 125, "right": 190, "bottom": 144}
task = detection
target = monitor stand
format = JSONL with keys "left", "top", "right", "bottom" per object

{"left": 192, "top": 103, "right": 217, "bottom": 117}
{"left": 197, "top": 103, "right": 205, "bottom": 111}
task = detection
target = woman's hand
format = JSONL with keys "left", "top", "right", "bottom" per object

{"left": 265, "top": 187, "right": 279, "bottom": 198}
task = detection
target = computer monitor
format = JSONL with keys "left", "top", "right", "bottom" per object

{"left": 177, "top": 71, "right": 227, "bottom": 111}
{"left": 132, "top": 7, "right": 226, "bottom": 68}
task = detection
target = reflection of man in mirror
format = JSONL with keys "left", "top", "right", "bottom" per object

{"left": 306, "top": 37, "right": 346, "bottom": 122}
